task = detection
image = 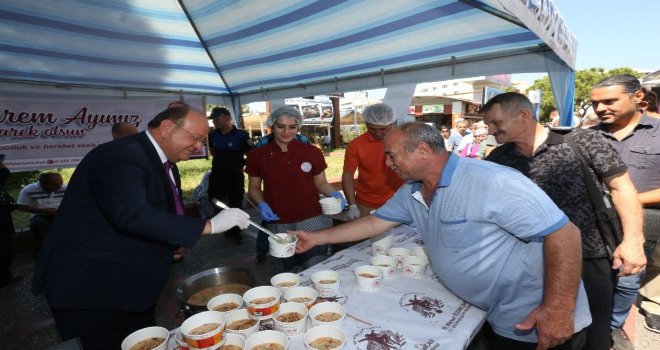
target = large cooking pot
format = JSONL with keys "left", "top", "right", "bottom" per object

{"left": 175, "top": 267, "right": 258, "bottom": 317}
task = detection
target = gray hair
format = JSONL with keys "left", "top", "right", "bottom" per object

{"left": 593, "top": 74, "right": 641, "bottom": 94}
{"left": 480, "top": 92, "right": 536, "bottom": 121}
{"left": 398, "top": 122, "right": 445, "bottom": 153}
{"left": 454, "top": 118, "right": 468, "bottom": 126}
{"left": 474, "top": 127, "right": 488, "bottom": 136}
{"left": 363, "top": 103, "right": 396, "bottom": 125}
{"left": 267, "top": 106, "right": 303, "bottom": 128}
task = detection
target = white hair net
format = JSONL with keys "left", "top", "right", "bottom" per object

{"left": 267, "top": 106, "right": 303, "bottom": 128}
{"left": 363, "top": 103, "right": 396, "bottom": 125}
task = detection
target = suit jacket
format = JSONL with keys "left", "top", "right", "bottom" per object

{"left": 32, "top": 132, "right": 205, "bottom": 312}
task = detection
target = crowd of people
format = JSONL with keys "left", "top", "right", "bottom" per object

{"left": 0, "top": 74, "right": 658, "bottom": 349}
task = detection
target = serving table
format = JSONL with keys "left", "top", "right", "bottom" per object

{"left": 169, "top": 225, "right": 487, "bottom": 350}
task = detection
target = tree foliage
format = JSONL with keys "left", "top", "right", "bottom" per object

{"left": 530, "top": 67, "right": 644, "bottom": 121}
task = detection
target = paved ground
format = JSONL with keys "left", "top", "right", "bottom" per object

{"left": 1, "top": 208, "right": 658, "bottom": 349}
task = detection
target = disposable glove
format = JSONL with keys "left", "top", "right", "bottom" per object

{"left": 258, "top": 202, "right": 280, "bottom": 221}
{"left": 347, "top": 204, "right": 361, "bottom": 220}
{"left": 210, "top": 208, "right": 250, "bottom": 233}
{"left": 331, "top": 191, "right": 347, "bottom": 208}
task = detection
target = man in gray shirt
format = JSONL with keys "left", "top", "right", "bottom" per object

{"left": 591, "top": 75, "right": 660, "bottom": 342}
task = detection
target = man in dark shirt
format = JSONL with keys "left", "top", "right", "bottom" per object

{"left": 590, "top": 74, "right": 660, "bottom": 337}
{"left": 483, "top": 92, "right": 646, "bottom": 350}
{"left": 207, "top": 107, "right": 254, "bottom": 245}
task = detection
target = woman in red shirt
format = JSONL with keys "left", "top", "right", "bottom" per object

{"left": 246, "top": 106, "right": 345, "bottom": 271}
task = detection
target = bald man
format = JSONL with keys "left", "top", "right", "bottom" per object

{"left": 32, "top": 106, "right": 250, "bottom": 349}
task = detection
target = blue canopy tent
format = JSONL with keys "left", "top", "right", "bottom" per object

{"left": 0, "top": 0, "right": 576, "bottom": 123}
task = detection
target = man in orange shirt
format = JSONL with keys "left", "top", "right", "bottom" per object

{"left": 342, "top": 103, "right": 404, "bottom": 219}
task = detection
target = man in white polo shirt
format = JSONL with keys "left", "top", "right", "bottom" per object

{"left": 17, "top": 172, "right": 66, "bottom": 255}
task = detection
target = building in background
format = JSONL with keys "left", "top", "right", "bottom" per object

{"left": 410, "top": 75, "right": 512, "bottom": 127}
{"left": 240, "top": 75, "right": 514, "bottom": 140}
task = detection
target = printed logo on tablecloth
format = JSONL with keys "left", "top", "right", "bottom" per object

{"left": 441, "top": 301, "right": 472, "bottom": 332}
{"left": 300, "top": 279, "right": 313, "bottom": 287}
{"left": 353, "top": 328, "right": 407, "bottom": 350}
{"left": 414, "top": 339, "right": 441, "bottom": 350}
{"left": 317, "top": 291, "right": 348, "bottom": 305}
{"left": 430, "top": 272, "right": 441, "bottom": 283}
{"left": 328, "top": 258, "right": 361, "bottom": 271}
{"left": 399, "top": 293, "right": 444, "bottom": 318}
{"left": 320, "top": 253, "right": 345, "bottom": 266}
{"left": 395, "top": 232, "right": 416, "bottom": 243}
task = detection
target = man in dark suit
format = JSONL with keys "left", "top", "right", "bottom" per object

{"left": 32, "top": 106, "right": 250, "bottom": 349}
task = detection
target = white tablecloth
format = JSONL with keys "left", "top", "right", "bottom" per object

{"left": 169, "top": 225, "right": 487, "bottom": 350}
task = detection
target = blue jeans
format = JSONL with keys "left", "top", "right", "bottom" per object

{"left": 611, "top": 240, "right": 657, "bottom": 328}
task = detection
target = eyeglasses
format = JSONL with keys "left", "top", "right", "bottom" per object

{"left": 176, "top": 124, "right": 205, "bottom": 143}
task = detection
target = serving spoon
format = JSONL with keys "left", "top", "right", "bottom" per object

{"left": 211, "top": 198, "right": 295, "bottom": 244}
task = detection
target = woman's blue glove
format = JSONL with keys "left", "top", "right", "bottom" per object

{"left": 331, "top": 191, "right": 347, "bottom": 208}
{"left": 258, "top": 202, "right": 280, "bottom": 222}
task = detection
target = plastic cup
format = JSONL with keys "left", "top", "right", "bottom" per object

{"left": 309, "top": 302, "right": 346, "bottom": 328}
{"left": 223, "top": 332, "right": 246, "bottom": 350}
{"left": 311, "top": 270, "right": 341, "bottom": 298}
{"left": 403, "top": 255, "right": 429, "bottom": 278}
{"left": 243, "top": 286, "right": 282, "bottom": 320}
{"left": 371, "top": 231, "right": 393, "bottom": 255}
{"left": 387, "top": 247, "right": 411, "bottom": 268}
{"left": 272, "top": 302, "right": 309, "bottom": 338}
{"left": 225, "top": 308, "right": 260, "bottom": 340}
{"left": 270, "top": 272, "right": 301, "bottom": 292}
{"left": 269, "top": 233, "right": 297, "bottom": 258}
{"left": 207, "top": 293, "right": 243, "bottom": 314}
{"left": 304, "top": 325, "right": 346, "bottom": 350}
{"left": 369, "top": 255, "right": 397, "bottom": 279}
{"left": 245, "top": 330, "right": 288, "bottom": 350}
{"left": 353, "top": 265, "right": 383, "bottom": 291}
{"left": 180, "top": 311, "right": 226, "bottom": 349}
{"left": 283, "top": 286, "right": 318, "bottom": 309}
{"left": 319, "top": 197, "right": 342, "bottom": 215}
{"left": 121, "top": 326, "right": 169, "bottom": 350}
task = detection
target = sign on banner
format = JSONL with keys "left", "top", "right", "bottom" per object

{"left": 0, "top": 97, "right": 205, "bottom": 171}
{"left": 285, "top": 97, "right": 333, "bottom": 126}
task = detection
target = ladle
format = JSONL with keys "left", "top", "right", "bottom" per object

{"left": 211, "top": 198, "right": 295, "bottom": 244}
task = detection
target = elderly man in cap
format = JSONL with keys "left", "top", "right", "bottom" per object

{"left": 342, "top": 103, "right": 404, "bottom": 220}
{"left": 207, "top": 107, "right": 254, "bottom": 245}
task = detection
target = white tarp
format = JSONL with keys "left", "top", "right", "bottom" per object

{"left": 0, "top": 0, "right": 579, "bottom": 160}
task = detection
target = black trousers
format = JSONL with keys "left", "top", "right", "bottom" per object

{"left": 485, "top": 323, "right": 587, "bottom": 350}
{"left": 582, "top": 257, "right": 615, "bottom": 350}
{"left": 51, "top": 306, "right": 156, "bottom": 350}
{"left": 0, "top": 231, "right": 14, "bottom": 286}
{"left": 30, "top": 215, "right": 52, "bottom": 253}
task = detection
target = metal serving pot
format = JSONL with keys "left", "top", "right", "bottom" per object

{"left": 175, "top": 267, "right": 258, "bottom": 317}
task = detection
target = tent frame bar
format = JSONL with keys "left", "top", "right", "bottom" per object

{"left": 459, "top": 0, "right": 526, "bottom": 28}
{"left": 239, "top": 44, "right": 551, "bottom": 102}
{"left": 0, "top": 78, "right": 225, "bottom": 98}
{"left": 0, "top": 45, "right": 552, "bottom": 103}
